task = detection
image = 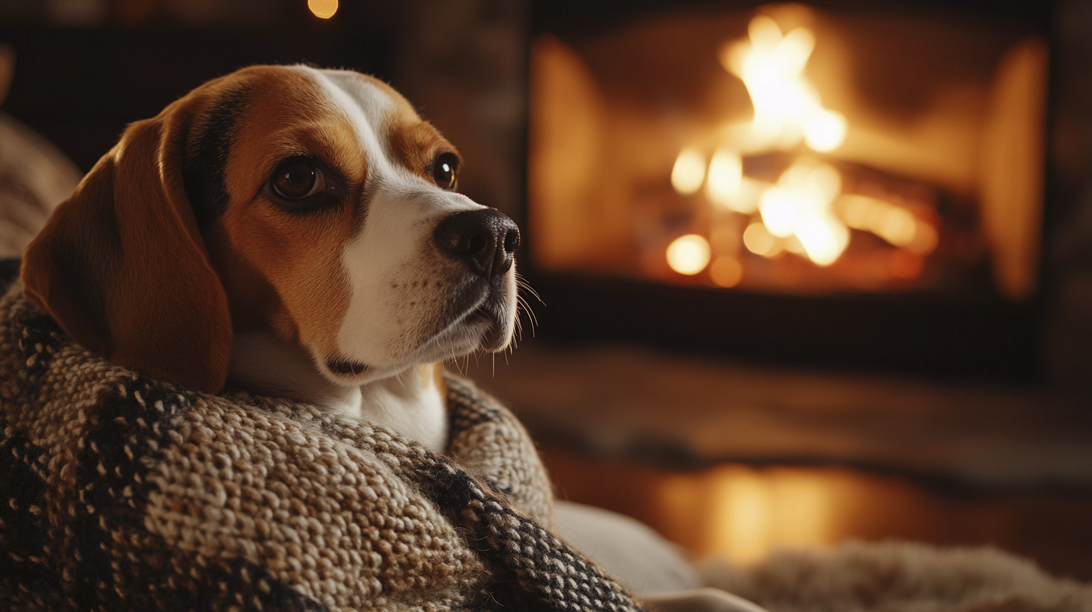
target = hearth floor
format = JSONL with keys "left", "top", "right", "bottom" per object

{"left": 461, "top": 342, "right": 1092, "bottom": 581}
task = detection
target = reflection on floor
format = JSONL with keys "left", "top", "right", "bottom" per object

{"left": 542, "top": 445, "right": 1092, "bottom": 581}
{"left": 462, "top": 342, "right": 1092, "bottom": 582}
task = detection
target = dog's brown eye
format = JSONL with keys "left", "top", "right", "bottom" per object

{"left": 272, "top": 158, "right": 324, "bottom": 199}
{"left": 431, "top": 152, "right": 459, "bottom": 190}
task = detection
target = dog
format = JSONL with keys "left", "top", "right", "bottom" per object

{"left": 21, "top": 64, "right": 519, "bottom": 453}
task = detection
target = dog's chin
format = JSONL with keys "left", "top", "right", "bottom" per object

{"left": 315, "top": 276, "right": 517, "bottom": 386}
{"left": 415, "top": 297, "right": 515, "bottom": 362}
{"left": 316, "top": 324, "right": 495, "bottom": 387}
{"left": 474, "top": 305, "right": 516, "bottom": 353}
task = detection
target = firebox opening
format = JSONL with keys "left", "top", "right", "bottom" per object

{"left": 529, "top": 3, "right": 1047, "bottom": 300}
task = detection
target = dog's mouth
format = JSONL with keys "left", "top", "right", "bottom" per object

{"left": 325, "top": 357, "right": 368, "bottom": 376}
{"left": 422, "top": 280, "right": 513, "bottom": 353}
{"left": 320, "top": 272, "right": 515, "bottom": 383}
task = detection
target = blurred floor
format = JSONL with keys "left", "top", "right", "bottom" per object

{"left": 540, "top": 445, "right": 1092, "bottom": 581}
{"left": 462, "top": 342, "right": 1092, "bottom": 582}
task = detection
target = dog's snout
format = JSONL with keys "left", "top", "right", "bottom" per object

{"left": 434, "top": 209, "right": 520, "bottom": 279}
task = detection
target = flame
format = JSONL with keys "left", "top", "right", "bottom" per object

{"left": 667, "top": 234, "right": 712, "bottom": 274}
{"left": 672, "top": 148, "right": 707, "bottom": 194}
{"left": 759, "top": 160, "right": 848, "bottom": 266}
{"left": 662, "top": 12, "right": 940, "bottom": 277}
{"left": 706, "top": 148, "right": 743, "bottom": 208}
{"left": 839, "top": 194, "right": 935, "bottom": 253}
{"left": 720, "top": 16, "right": 846, "bottom": 152}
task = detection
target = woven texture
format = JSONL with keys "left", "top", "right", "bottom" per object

{"left": 0, "top": 280, "right": 643, "bottom": 612}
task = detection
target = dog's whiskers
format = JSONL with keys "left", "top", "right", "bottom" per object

{"left": 515, "top": 275, "right": 541, "bottom": 339}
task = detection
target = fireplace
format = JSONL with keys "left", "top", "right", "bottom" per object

{"left": 524, "top": 0, "right": 1053, "bottom": 380}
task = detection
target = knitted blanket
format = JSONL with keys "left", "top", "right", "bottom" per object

{"left": 0, "top": 277, "right": 643, "bottom": 611}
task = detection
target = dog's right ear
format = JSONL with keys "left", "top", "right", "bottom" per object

{"left": 22, "top": 105, "right": 234, "bottom": 394}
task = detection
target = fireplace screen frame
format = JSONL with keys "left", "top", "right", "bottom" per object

{"left": 519, "top": 0, "right": 1055, "bottom": 381}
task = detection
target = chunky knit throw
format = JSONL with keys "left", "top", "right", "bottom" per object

{"left": 0, "top": 274, "right": 643, "bottom": 611}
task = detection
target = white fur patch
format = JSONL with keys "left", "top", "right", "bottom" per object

{"left": 306, "top": 68, "right": 486, "bottom": 374}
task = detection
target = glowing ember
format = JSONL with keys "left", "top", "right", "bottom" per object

{"left": 839, "top": 194, "right": 933, "bottom": 250}
{"left": 908, "top": 223, "right": 939, "bottom": 255}
{"left": 672, "top": 148, "right": 707, "bottom": 194}
{"left": 667, "top": 234, "right": 712, "bottom": 275}
{"left": 710, "top": 256, "right": 744, "bottom": 287}
{"left": 743, "top": 222, "right": 780, "bottom": 257}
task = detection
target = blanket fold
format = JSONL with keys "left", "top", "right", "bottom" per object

{"left": 0, "top": 278, "right": 642, "bottom": 612}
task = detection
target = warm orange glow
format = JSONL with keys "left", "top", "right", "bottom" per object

{"left": 664, "top": 13, "right": 868, "bottom": 273}
{"left": 710, "top": 256, "right": 744, "bottom": 287}
{"left": 759, "top": 160, "right": 848, "bottom": 266}
{"left": 783, "top": 235, "right": 806, "bottom": 255}
{"left": 796, "top": 216, "right": 848, "bottom": 266}
{"left": 839, "top": 194, "right": 928, "bottom": 248}
{"left": 743, "top": 222, "right": 778, "bottom": 257}
{"left": 710, "top": 471, "right": 769, "bottom": 561}
{"left": 891, "top": 251, "right": 925, "bottom": 279}
{"left": 705, "top": 148, "right": 743, "bottom": 209}
{"left": 707, "top": 466, "right": 833, "bottom": 563}
{"left": 666, "top": 234, "right": 712, "bottom": 274}
{"left": 530, "top": 5, "right": 1009, "bottom": 291}
{"left": 804, "top": 110, "right": 848, "bottom": 153}
{"left": 711, "top": 223, "right": 741, "bottom": 254}
{"left": 671, "top": 148, "right": 706, "bottom": 195}
{"left": 308, "top": 0, "right": 338, "bottom": 19}
{"left": 720, "top": 16, "right": 846, "bottom": 152}
{"left": 759, "top": 189, "right": 798, "bottom": 238}
{"left": 909, "top": 222, "right": 939, "bottom": 255}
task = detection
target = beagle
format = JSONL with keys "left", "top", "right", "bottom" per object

{"left": 21, "top": 65, "right": 520, "bottom": 453}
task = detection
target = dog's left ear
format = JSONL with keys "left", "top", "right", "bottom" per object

{"left": 22, "top": 98, "right": 233, "bottom": 393}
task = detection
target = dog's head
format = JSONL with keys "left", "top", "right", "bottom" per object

{"left": 22, "top": 65, "right": 520, "bottom": 393}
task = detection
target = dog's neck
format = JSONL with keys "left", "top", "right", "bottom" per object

{"left": 227, "top": 332, "right": 448, "bottom": 453}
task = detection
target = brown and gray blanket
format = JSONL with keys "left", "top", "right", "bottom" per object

{"left": 0, "top": 272, "right": 642, "bottom": 611}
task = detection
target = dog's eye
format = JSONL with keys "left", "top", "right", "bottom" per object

{"left": 272, "top": 158, "right": 325, "bottom": 199}
{"left": 431, "top": 152, "right": 459, "bottom": 190}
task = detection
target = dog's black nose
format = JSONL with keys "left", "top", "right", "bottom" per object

{"left": 434, "top": 209, "right": 520, "bottom": 280}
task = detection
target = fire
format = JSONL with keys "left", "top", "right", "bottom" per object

{"left": 667, "top": 11, "right": 937, "bottom": 276}
{"left": 720, "top": 16, "right": 846, "bottom": 152}
{"left": 705, "top": 148, "right": 744, "bottom": 209}
{"left": 667, "top": 234, "right": 712, "bottom": 275}
{"left": 743, "top": 222, "right": 780, "bottom": 258}
{"left": 671, "top": 147, "right": 707, "bottom": 195}
{"left": 760, "top": 160, "right": 848, "bottom": 266}
{"left": 838, "top": 194, "right": 934, "bottom": 254}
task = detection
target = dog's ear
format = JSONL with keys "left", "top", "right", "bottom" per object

{"left": 22, "top": 101, "right": 233, "bottom": 393}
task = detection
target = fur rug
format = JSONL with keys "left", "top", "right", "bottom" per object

{"left": 700, "top": 540, "right": 1092, "bottom": 612}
